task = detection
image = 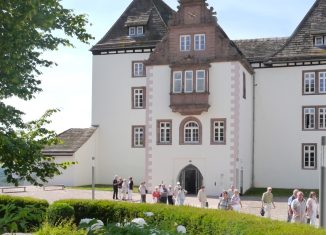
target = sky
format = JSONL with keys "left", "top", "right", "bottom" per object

{"left": 6, "top": 0, "right": 316, "bottom": 133}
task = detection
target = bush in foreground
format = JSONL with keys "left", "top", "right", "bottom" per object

{"left": 57, "top": 199, "right": 326, "bottom": 235}
{"left": 47, "top": 202, "right": 75, "bottom": 225}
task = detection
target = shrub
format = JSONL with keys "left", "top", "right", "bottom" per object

{"left": 57, "top": 199, "right": 326, "bottom": 235}
{"left": 47, "top": 202, "right": 75, "bottom": 225}
{"left": 0, "top": 195, "right": 48, "bottom": 233}
{"left": 35, "top": 221, "right": 86, "bottom": 235}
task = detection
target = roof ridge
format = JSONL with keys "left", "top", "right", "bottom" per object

{"left": 234, "top": 37, "right": 288, "bottom": 42}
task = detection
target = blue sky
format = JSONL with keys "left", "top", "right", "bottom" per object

{"left": 7, "top": 0, "right": 315, "bottom": 133}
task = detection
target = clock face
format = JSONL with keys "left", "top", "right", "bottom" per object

{"left": 184, "top": 7, "right": 200, "bottom": 23}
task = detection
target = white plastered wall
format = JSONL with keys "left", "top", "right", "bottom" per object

{"left": 147, "top": 61, "right": 253, "bottom": 196}
{"left": 254, "top": 65, "right": 326, "bottom": 189}
{"left": 92, "top": 53, "right": 150, "bottom": 186}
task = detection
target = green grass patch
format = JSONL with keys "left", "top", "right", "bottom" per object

{"left": 68, "top": 184, "right": 113, "bottom": 191}
{"left": 244, "top": 188, "right": 319, "bottom": 197}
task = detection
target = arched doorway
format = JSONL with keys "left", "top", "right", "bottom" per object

{"left": 178, "top": 164, "right": 203, "bottom": 194}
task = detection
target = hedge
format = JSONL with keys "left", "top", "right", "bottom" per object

{"left": 0, "top": 195, "right": 49, "bottom": 232}
{"left": 47, "top": 202, "right": 75, "bottom": 225}
{"left": 57, "top": 199, "right": 326, "bottom": 235}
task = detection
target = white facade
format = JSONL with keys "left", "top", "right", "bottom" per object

{"left": 86, "top": 0, "right": 326, "bottom": 195}
{"left": 254, "top": 65, "right": 325, "bottom": 189}
{"left": 49, "top": 128, "right": 99, "bottom": 186}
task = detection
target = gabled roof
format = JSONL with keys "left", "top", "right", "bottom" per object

{"left": 43, "top": 127, "right": 97, "bottom": 156}
{"left": 90, "top": 0, "right": 174, "bottom": 54}
{"left": 234, "top": 37, "right": 288, "bottom": 62}
{"left": 270, "top": 0, "right": 326, "bottom": 62}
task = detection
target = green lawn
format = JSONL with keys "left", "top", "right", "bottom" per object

{"left": 68, "top": 184, "right": 113, "bottom": 191}
{"left": 244, "top": 188, "right": 319, "bottom": 197}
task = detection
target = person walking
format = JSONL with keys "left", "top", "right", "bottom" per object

{"left": 176, "top": 185, "right": 187, "bottom": 206}
{"left": 306, "top": 191, "right": 318, "bottom": 226}
{"left": 112, "top": 175, "right": 119, "bottom": 200}
{"left": 291, "top": 191, "right": 306, "bottom": 223}
{"left": 287, "top": 189, "right": 299, "bottom": 222}
{"left": 160, "top": 184, "right": 168, "bottom": 204}
{"left": 121, "top": 179, "right": 128, "bottom": 200}
{"left": 230, "top": 189, "right": 242, "bottom": 212}
{"left": 261, "top": 187, "right": 275, "bottom": 218}
{"left": 197, "top": 185, "right": 207, "bottom": 208}
{"left": 139, "top": 182, "right": 147, "bottom": 203}
{"left": 117, "top": 177, "right": 123, "bottom": 199}
{"left": 167, "top": 185, "right": 174, "bottom": 205}
{"left": 128, "top": 177, "right": 134, "bottom": 201}
{"left": 152, "top": 186, "right": 161, "bottom": 203}
{"left": 218, "top": 190, "right": 231, "bottom": 210}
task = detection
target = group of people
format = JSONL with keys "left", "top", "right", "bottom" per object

{"left": 197, "top": 185, "right": 243, "bottom": 211}
{"left": 261, "top": 186, "right": 318, "bottom": 227}
{"left": 112, "top": 175, "right": 134, "bottom": 201}
{"left": 287, "top": 189, "right": 318, "bottom": 226}
{"left": 151, "top": 182, "right": 188, "bottom": 205}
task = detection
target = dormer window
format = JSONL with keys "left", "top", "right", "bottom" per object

{"left": 129, "top": 27, "right": 136, "bottom": 36}
{"left": 314, "top": 36, "right": 326, "bottom": 46}
{"left": 129, "top": 26, "right": 144, "bottom": 36}
{"left": 137, "top": 26, "right": 143, "bottom": 35}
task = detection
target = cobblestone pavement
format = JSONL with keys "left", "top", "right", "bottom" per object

{"left": 0, "top": 186, "right": 309, "bottom": 223}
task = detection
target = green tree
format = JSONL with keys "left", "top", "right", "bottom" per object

{"left": 0, "top": 0, "right": 93, "bottom": 185}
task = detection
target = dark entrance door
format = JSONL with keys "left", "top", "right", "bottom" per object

{"left": 185, "top": 169, "right": 196, "bottom": 194}
{"left": 178, "top": 164, "right": 203, "bottom": 195}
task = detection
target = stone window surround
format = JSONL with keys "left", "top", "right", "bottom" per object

{"left": 210, "top": 118, "right": 227, "bottom": 145}
{"left": 132, "top": 61, "right": 146, "bottom": 77}
{"left": 156, "top": 119, "right": 172, "bottom": 145}
{"left": 132, "top": 125, "right": 145, "bottom": 148}
{"left": 302, "top": 105, "right": 326, "bottom": 131}
{"left": 302, "top": 143, "right": 317, "bottom": 170}
{"left": 302, "top": 69, "right": 326, "bottom": 95}
{"left": 179, "top": 116, "right": 202, "bottom": 145}
{"left": 170, "top": 66, "right": 209, "bottom": 94}
{"left": 131, "top": 87, "right": 146, "bottom": 109}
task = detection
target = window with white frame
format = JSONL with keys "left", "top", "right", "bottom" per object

{"left": 132, "top": 126, "right": 145, "bottom": 147}
{"left": 129, "top": 27, "right": 136, "bottom": 36}
{"left": 129, "top": 26, "right": 144, "bottom": 36}
{"left": 180, "top": 35, "right": 191, "bottom": 51}
{"left": 194, "top": 34, "right": 205, "bottom": 50}
{"left": 132, "top": 87, "right": 145, "bottom": 109}
{"left": 157, "top": 120, "right": 172, "bottom": 144}
{"left": 302, "top": 144, "right": 317, "bottom": 169}
{"left": 184, "top": 121, "right": 199, "bottom": 143}
{"left": 137, "top": 26, "right": 143, "bottom": 35}
{"left": 133, "top": 62, "right": 145, "bottom": 77}
{"left": 319, "top": 107, "right": 326, "bottom": 129}
{"left": 185, "top": 71, "right": 193, "bottom": 93}
{"left": 304, "top": 72, "right": 315, "bottom": 94}
{"left": 303, "top": 107, "right": 315, "bottom": 129}
{"left": 211, "top": 119, "right": 226, "bottom": 144}
{"left": 173, "top": 71, "right": 182, "bottom": 93}
{"left": 319, "top": 72, "right": 326, "bottom": 93}
{"left": 315, "top": 36, "right": 324, "bottom": 46}
{"left": 196, "top": 70, "right": 205, "bottom": 92}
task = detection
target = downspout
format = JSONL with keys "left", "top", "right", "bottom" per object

{"left": 251, "top": 73, "right": 256, "bottom": 188}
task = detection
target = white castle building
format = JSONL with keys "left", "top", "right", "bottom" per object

{"left": 46, "top": 0, "right": 326, "bottom": 195}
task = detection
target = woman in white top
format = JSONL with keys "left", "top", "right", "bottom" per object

{"left": 230, "top": 189, "right": 242, "bottom": 211}
{"left": 306, "top": 191, "right": 318, "bottom": 227}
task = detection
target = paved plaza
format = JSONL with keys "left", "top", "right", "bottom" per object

{"left": 0, "top": 186, "right": 295, "bottom": 222}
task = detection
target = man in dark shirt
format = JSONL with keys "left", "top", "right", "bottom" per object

{"left": 128, "top": 177, "right": 134, "bottom": 201}
{"left": 113, "top": 175, "right": 119, "bottom": 200}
